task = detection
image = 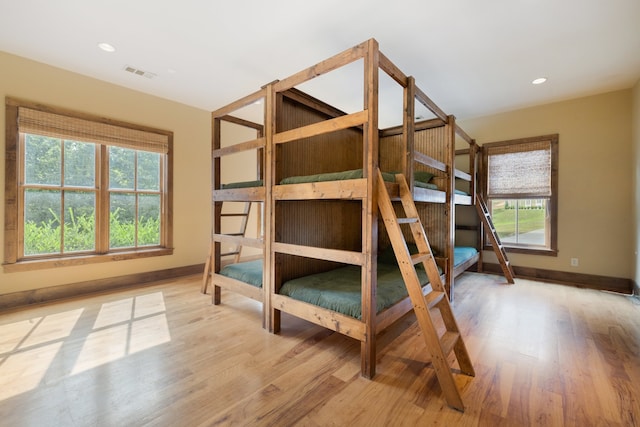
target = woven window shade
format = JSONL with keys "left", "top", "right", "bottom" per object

{"left": 487, "top": 140, "right": 551, "bottom": 198}
{"left": 18, "top": 107, "right": 169, "bottom": 154}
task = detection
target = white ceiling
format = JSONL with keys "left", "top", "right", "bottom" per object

{"left": 1, "top": 0, "right": 639, "bottom": 122}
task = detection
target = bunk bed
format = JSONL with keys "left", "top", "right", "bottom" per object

{"left": 206, "top": 89, "right": 268, "bottom": 322}
{"left": 209, "top": 39, "right": 498, "bottom": 382}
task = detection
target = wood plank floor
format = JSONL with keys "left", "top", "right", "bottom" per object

{"left": 0, "top": 273, "right": 638, "bottom": 426}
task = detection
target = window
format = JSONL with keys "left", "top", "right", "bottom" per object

{"left": 4, "top": 98, "right": 173, "bottom": 271}
{"left": 482, "top": 134, "right": 558, "bottom": 255}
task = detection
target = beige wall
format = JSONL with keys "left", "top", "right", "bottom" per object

{"left": 0, "top": 51, "right": 211, "bottom": 295}
{"left": 632, "top": 80, "right": 640, "bottom": 287}
{"left": 1, "top": 49, "right": 635, "bottom": 299}
{"left": 460, "top": 89, "right": 633, "bottom": 278}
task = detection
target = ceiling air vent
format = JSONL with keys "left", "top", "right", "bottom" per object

{"left": 123, "top": 65, "right": 157, "bottom": 79}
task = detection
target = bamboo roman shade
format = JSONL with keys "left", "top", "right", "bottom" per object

{"left": 486, "top": 139, "right": 552, "bottom": 198}
{"left": 18, "top": 107, "right": 169, "bottom": 154}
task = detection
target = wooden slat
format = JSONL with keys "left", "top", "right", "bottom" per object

{"left": 273, "top": 40, "right": 368, "bottom": 93}
{"left": 212, "top": 234, "right": 264, "bottom": 249}
{"left": 271, "top": 293, "right": 366, "bottom": 341}
{"left": 380, "top": 117, "right": 446, "bottom": 138}
{"left": 415, "top": 85, "right": 448, "bottom": 122}
{"left": 273, "top": 110, "right": 367, "bottom": 145}
{"left": 455, "top": 124, "right": 474, "bottom": 145}
{"left": 211, "top": 273, "right": 263, "bottom": 302}
{"left": 213, "top": 187, "right": 265, "bottom": 202}
{"left": 211, "top": 88, "right": 266, "bottom": 119}
{"left": 272, "top": 242, "right": 364, "bottom": 266}
{"left": 379, "top": 51, "right": 408, "bottom": 87}
{"left": 273, "top": 179, "right": 367, "bottom": 200}
{"left": 413, "top": 187, "right": 446, "bottom": 204}
{"left": 219, "top": 114, "right": 263, "bottom": 132}
{"left": 415, "top": 151, "right": 446, "bottom": 172}
{"left": 212, "top": 137, "right": 265, "bottom": 158}
{"left": 454, "top": 168, "right": 472, "bottom": 181}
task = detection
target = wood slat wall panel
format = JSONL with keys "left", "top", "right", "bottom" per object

{"left": 276, "top": 200, "right": 362, "bottom": 283}
{"left": 276, "top": 97, "right": 363, "bottom": 182}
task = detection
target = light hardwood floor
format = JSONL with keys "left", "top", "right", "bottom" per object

{"left": 0, "top": 273, "right": 638, "bottom": 426}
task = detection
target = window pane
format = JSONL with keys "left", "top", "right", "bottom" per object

{"left": 110, "top": 193, "right": 136, "bottom": 248}
{"left": 138, "top": 194, "right": 161, "bottom": 246}
{"left": 491, "top": 198, "right": 547, "bottom": 247}
{"left": 109, "top": 147, "right": 135, "bottom": 190}
{"left": 491, "top": 199, "right": 516, "bottom": 243}
{"left": 64, "top": 140, "right": 95, "bottom": 187}
{"left": 64, "top": 191, "right": 96, "bottom": 252}
{"left": 25, "top": 134, "right": 61, "bottom": 186}
{"left": 137, "top": 151, "right": 160, "bottom": 191}
{"left": 515, "top": 199, "right": 546, "bottom": 246}
{"left": 24, "top": 189, "right": 61, "bottom": 255}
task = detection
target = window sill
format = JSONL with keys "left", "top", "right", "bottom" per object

{"left": 3, "top": 248, "right": 174, "bottom": 273}
{"left": 483, "top": 245, "right": 557, "bottom": 257}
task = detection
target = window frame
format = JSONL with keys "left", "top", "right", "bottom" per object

{"left": 4, "top": 97, "right": 174, "bottom": 272}
{"left": 481, "top": 134, "right": 558, "bottom": 256}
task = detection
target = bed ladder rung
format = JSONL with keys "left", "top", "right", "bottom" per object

{"left": 475, "top": 195, "right": 515, "bottom": 284}
{"left": 425, "top": 290, "right": 445, "bottom": 309}
{"left": 377, "top": 169, "right": 474, "bottom": 412}
{"left": 411, "top": 252, "right": 432, "bottom": 265}
{"left": 397, "top": 217, "right": 419, "bottom": 224}
{"left": 203, "top": 200, "right": 256, "bottom": 295}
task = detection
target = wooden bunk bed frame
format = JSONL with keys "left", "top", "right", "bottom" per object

{"left": 208, "top": 38, "right": 504, "bottom": 381}
{"left": 208, "top": 93, "right": 267, "bottom": 322}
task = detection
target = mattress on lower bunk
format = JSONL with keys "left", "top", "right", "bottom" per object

{"left": 279, "top": 262, "right": 433, "bottom": 320}
{"left": 218, "top": 259, "right": 263, "bottom": 287}
{"left": 454, "top": 246, "right": 478, "bottom": 267}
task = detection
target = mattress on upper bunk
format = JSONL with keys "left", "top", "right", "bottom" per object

{"left": 454, "top": 246, "right": 478, "bottom": 267}
{"left": 218, "top": 259, "right": 263, "bottom": 287}
{"left": 279, "top": 168, "right": 396, "bottom": 185}
{"left": 279, "top": 259, "right": 437, "bottom": 320}
{"left": 221, "top": 180, "right": 264, "bottom": 189}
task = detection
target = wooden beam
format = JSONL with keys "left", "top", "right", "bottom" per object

{"left": 211, "top": 88, "right": 266, "bottom": 119}
{"left": 274, "top": 40, "right": 368, "bottom": 93}
{"left": 272, "top": 243, "right": 364, "bottom": 265}
{"left": 212, "top": 137, "right": 265, "bottom": 158}
{"left": 273, "top": 111, "right": 367, "bottom": 145}
{"left": 415, "top": 85, "right": 448, "bottom": 122}
{"left": 379, "top": 51, "right": 408, "bottom": 87}
{"left": 415, "top": 151, "right": 446, "bottom": 172}
{"left": 273, "top": 179, "right": 367, "bottom": 200}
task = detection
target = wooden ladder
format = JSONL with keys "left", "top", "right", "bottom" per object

{"left": 201, "top": 202, "right": 254, "bottom": 293}
{"left": 377, "top": 170, "right": 475, "bottom": 411}
{"left": 474, "top": 195, "right": 515, "bottom": 284}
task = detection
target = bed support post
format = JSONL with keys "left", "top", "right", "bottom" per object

{"left": 404, "top": 77, "right": 416, "bottom": 189}
{"left": 265, "top": 82, "right": 278, "bottom": 333}
{"left": 361, "top": 38, "right": 380, "bottom": 379}
{"left": 445, "top": 115, "right": 456, "bottom": 302}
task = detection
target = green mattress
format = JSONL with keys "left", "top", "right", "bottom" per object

{"left": 279, "top": 168, "right": 396, "bottom": 185}
{"left": 218, "top": 260, "right": 263, "bottom": 287}
{"left": 221, "top": 180, "right": 264, "bottom": 189}
{"left": 280, "top": 262, "right": 431, "bottom": 320}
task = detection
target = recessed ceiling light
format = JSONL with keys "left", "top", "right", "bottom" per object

{"left": 98, "top": 42, "right": 116, "bottom": 53}
{"left": 532, "top": 77, "right": 547, "bottom": 85}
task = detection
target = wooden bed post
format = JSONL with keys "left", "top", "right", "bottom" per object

{"left": 445, "top": 116, "right": 456, "bottom": 302}
{"left": 404, "top": 77, "right": 416, "bottom": 189}
{"left": 265, "top": 82, "right": 278, "bottom": 333}
{"left": 361, "top": 38, "right": 380, "bottom": 379}
{"left": 210, "top": 117, "right": 222, "bottom": 304}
